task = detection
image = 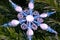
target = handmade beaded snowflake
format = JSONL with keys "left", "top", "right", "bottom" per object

{"left": 2, "top": 0, "right": 58, "bottom": 40}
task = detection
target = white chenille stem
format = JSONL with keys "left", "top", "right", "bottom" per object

{"left": 28, "top": 2, "right": 34, "bottom": 9}
{"left": 40, "top": 23, "right": 49, "bottom": 30}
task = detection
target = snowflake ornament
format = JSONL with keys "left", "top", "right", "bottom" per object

{"left": 2, "top": 0, "right": 58, "bottom": 40}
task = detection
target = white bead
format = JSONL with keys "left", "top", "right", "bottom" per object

{"left": 26, "top": 28, "right": 34, "bottom": 36}
{"left": 15, "top": 6, "right": 22, "bottom": 12}
{"left": 28, "top": 2, "right": 34, "bottom": 9}
{"left": 40, "top": 13, "right": 48, "bottom": 18}
{"left": 40, "top": 23, "right": 49, "bottom": 30}
{"left": 26, "top": 15, "right": 34, "bottom": 22}
{"left": 10, "top": 19, "right": 19, "bottom": 26}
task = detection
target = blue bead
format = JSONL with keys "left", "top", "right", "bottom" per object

{"left": 30, "top": 0, "right": 34, "bottom": 3}
{"left": 47, "top": 27, "right": 57, "bottom": 34}
{"left": 47, "top": 12, "right": 55, "bottom": 16}
{"left": 9, "top": 0, "right": 17, "bottom": 8}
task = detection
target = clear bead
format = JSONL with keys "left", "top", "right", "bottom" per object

{"left": 21, "top": 23, "right": 27, "bottom": 30}
{"left": 32, "top": 23, "right": 38, "bottom": 30}
{"left": 37, "top": 18, "right": 44, "bottom": 23}
{"left": 17, "top": 13, "right": 23, "bottom": 20}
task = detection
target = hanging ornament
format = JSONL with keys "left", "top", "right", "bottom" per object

{"left": 2, "top": 0, "right": 58, "bottom": 40}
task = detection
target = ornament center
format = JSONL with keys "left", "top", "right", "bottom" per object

{"left": 26, "top": 15, "right": 34, "bottom": 22}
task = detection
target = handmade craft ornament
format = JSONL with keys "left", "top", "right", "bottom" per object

{"left": 2, "top": 0, "right": 58, "bottom": 40}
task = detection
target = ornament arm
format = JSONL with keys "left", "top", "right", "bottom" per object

{"left": 2, "top": 20, "right": 19, "bottom": 27}
{"left": 9, "top": 0, "right": 22, "bottom": 12}
{"left": 40, "top": 11, "right": 56, "bottom": 18}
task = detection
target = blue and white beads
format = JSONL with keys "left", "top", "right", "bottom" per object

{"left": 2, "top": 0, "right": 58, "bottom": 40}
